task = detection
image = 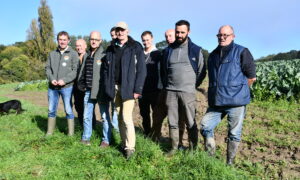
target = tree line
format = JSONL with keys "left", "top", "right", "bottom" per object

{"left": 257, "top": 50, "right": 300, "bottom": 62}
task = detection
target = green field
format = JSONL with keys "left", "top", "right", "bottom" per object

{"left": 0, "top": 81, "right": 299, "bottom": 179}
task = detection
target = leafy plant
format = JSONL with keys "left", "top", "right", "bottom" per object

{"left": 251, "top": 59, "right": 300, "bottom": 101}
{"left": 15, "top": 79, "right": 48, "bottom": 91}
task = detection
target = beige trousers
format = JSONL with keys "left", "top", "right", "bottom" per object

{"left": 114, "top": 86, "right": 136, "bottom": 151}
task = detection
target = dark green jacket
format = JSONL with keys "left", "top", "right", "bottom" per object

{"left": 77, "top": 46, "right": 105, "bottom": 100}
{"left": 45, "top": 46, "right": 79, "bottom": 89}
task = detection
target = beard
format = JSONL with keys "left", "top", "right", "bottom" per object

{"left": 175, "top": 35, "right": 188, "bottom": 44}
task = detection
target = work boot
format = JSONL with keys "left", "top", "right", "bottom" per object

{"left": 188, "top": 125, "right": 198, "bottom": 152}
{"left": 205, "top": 137, "right": 216, "bottom": 156}
{"left": 166, "top": 128, "right": 179, "bottom": 157}
{"left": 227, "top": 140, "right": 240, "bottom": 166}
{"left": 46, "top": 117, "right": 56, "bottom": 136}
{"left": 67, "top": 119, "right": 74, "bottom": 136}
{"left": 125, "top": 149, "right": 135, "bottom": 160}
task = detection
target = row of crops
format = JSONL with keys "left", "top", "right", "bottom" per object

{"left": 251, "top": 59, "right": 300, "bottom": 101}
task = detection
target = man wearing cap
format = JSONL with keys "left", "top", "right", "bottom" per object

{"left": 45, "top": 31, "right": 79, "bottom": 136}
{"left": 103, "top": 22, "right": 146, "bottom": 159}
{"left": 161, "top": 20, "right": 206, "bottom": 156}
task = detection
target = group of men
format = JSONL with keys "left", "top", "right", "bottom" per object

{"left": 45, "top": 20, "right": 256, "bottom": 164}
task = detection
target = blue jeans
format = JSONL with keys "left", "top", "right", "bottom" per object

{"left": 48, "top": 86, "right": 74, "bottom": 119}
{"left": 100, "top": 103, "right": 112, "bottom": 144}
{"left": 82, "top": 90, "right": 112, "bottom": 143}
{"left": 82, "top": 90, "right": 97, "bottom": 141}
{"left": 110, "top": 101, "right": 119, "bottom": 132}
{"left": 200, "top": 106, "right": 246, "bottom": 142}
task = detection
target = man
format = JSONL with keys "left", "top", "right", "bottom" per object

{"left": 45, "top": 31, "right": 79, "bottom": 136}
{"left": 161, "top": 20, "right": 206, "bottom": 156}
{"left": 108, "top": 27, "right": 119, "bottom": 132}
{"left": 110, "top": 27, "right": 117, "bottom": 40}
{"left": 165, "top": 29, "right": 176, "bottom": 45}
{"left": 77, "top": 31, "right": 111, "bottom": 147}
{"left": 149, "top": 29, "right": 173, "bottom": 141}
{"left": 139, "top": 31, "right": 162, "bottom": 136}
{"left": 200, "top": 25, "right": 256, "bottom": 165}
{"left": 73, "top": 39, "right": 87, "bottom": 127}
{"left": 103, "top": 22, "right": 146, "bottom": 159}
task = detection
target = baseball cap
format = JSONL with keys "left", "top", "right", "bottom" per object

{"left": 115, "top": 21, "right": 128, "bottom": 30}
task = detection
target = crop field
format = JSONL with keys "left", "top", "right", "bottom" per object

{"left": 251, "top": 59, "right": 300, "bottom": 101}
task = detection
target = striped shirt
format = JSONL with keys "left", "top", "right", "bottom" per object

{"left": 85, "top": 55, "right": 94, "bottom": 88}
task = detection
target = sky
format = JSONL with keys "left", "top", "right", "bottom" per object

{"left": 0, "top": 0, "right": 299, "bottom": 59}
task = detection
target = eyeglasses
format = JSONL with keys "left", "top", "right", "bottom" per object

{"left": 89, "top": 38, "right": 101, "bottom": 42}
{"left": 216, "top": 34, "right": 232, "bottom": 39}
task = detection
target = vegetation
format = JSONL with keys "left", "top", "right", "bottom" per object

{"left": 251, "top": 59, "right": 300, "bottom": 101}
{"left": 26, "top": 0, "right": 56, "bottom": 63}
{"left": 15, "top": 80, "right": 48, "bottom": 91}
{"left": 0, "top": 46, "right": 43, "bottom": 83}
{"left": 0, "top": 85, "right": 252, "bottom": 179}
{"left": 257, "top": 49, "right": 300, "bottom": 62}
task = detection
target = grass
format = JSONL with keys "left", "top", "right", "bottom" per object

{"left": 0, "top": 90, "right": 252, "bottom": 179}
{"left": 1, "top": 82, "right": 299, "bottom": 179}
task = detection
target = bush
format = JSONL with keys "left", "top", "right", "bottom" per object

{"left": 15, "top": 79, "right": 48, "bottom": 91}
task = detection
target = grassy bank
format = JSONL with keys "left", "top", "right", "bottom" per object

{"left": 0, "top": 101, "right": 250, "bottom": 179}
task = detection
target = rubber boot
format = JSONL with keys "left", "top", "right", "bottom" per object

{"left": 188, "top": 125, "right": 198, "bottom": 152}
{"left": 67, "top": 119, "right": 74, "bottom": 136}
{"left": 166, "top": 128, "right": 179, "bottom": 157}
{"left": 227, "top": 140, "right": 240, "bottom": 166}
{"left": 46, "top": 117, "right": 56, "bottom": 136}
{"left": 205, "top": 137, "right": 216, "bottom": 156}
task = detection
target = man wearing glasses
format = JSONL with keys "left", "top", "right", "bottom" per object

{"left": 103, "top": 22, "right": 146, "bottom": 159}
{"left": 77, "top": 31, "right": 110, "bottom": 146}
{"left": 200, "top": 25, "right": 256, "bottom": 165}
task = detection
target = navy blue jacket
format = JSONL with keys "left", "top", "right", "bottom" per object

{"left": 208, "top": 43, "right": 251, "bottom": 107}
{"left": 161, "top": 38, "right": 206, "bottom": 89}
{"left": 103, "top": 36, "right": 146, "bottom": 100}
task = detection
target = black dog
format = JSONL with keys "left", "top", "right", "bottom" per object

{"left": 0, "top": 100, "right": 24, "bottom": 115}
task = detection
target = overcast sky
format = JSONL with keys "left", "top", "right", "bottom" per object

{"left": 0, "top": 0, "right": 299, "bottom": 59}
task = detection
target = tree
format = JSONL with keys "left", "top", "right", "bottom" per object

{"left": 0, "top": 46, "right": 23, "bottom": 61}
{"left": 38, "top": 0, "right": 56, "bottom": 61}
{"left": 26, "top": 0, "right": 55, "bottom": 62}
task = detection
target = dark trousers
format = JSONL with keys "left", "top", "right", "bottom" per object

{"left": 138, "top": 91, "right": 160, "bottom": 136}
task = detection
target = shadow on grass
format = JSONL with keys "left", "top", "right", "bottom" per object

{"left": 32, "top": 115, "right": 84, "bottom": 135}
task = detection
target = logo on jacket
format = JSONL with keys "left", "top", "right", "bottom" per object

{"left": 96, "top": 59, "right": 101, "bottom": 65}
{"left": 64, "top": 56, "right": 70, "bottom": 60}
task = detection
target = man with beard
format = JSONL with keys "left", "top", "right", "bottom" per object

{"left": 161, "top": 20, "right": 206, "bottom": 156}
{"left": 200, "top": 25, "right": 256, "bottom": 165}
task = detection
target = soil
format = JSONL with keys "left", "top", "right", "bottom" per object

{"left": 4, "top": 86, "right": 299, "bottom": 179}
